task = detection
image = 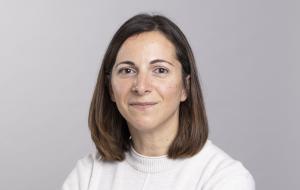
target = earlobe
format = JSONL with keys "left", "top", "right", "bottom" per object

{"left": 107, "top": 76, "right": 115, "bottom": 102}
{"left": 109, "top": 85, "right": 115, "bottom": 102}
{"left": 110, "top": 91, "right": 115, "bottom": 102}
{"left": 180, "top": 75, "right": 190, "bottom": 102}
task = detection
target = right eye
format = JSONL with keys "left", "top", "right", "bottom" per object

{"left": 117, "top": 68, "right": 136, "bottom": 75}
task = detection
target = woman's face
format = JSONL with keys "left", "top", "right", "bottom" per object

{"left": 110, "top": 31, "right": 188, "bottom": 133}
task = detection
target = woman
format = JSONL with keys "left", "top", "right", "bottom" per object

{"left": 62, "top": 14, "right": 255, "bottom": 190}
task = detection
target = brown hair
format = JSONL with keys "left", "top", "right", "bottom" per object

{"left": 88, "top": 13, "right": 209, "bottom": 161}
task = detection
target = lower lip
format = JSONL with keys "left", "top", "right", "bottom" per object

{"left": 130, "top": 104, "right": 157, "bottom": 110}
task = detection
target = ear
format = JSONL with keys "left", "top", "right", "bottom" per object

{"left": 180, "top": 75, "right": 190, "bottom": 102}
{"left": 107, "top": 75, "right": 115, "bottom": 102}
{"left": 109, "top": 86, "right": 115, "bottom": 102}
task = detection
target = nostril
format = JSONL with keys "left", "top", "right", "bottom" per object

{"left": 131, "top": 84, "right": 152, "bottom": 95}
{"left": 130, "top": 73, "right": 153, "bottom": 95}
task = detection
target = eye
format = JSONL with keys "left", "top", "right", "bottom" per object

{"left": 117, "top": 67, "right": 136, "bottom": 75}
{"left": 153, "top": 67, "right": 169, "bottom": 74}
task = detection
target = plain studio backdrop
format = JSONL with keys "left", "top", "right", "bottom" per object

{"left": 0, "top": 0, "right": 299, "bottom": 189}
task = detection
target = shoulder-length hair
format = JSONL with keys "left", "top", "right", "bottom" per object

{"left": 88, "top": 13, "right": 209, "bottom": 161}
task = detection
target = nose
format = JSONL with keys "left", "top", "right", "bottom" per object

{"left": 131, "top": 72, "right": 152, "bottom": 95}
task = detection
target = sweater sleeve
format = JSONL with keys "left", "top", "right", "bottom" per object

{"left": 61, "top": 153, "right": 96, "bottom": 190}
{"left": 203, "top": 161, "right": 255, "bottom": 190}
{"left": 208, "top": 172, "right": 255, "bottom": 190}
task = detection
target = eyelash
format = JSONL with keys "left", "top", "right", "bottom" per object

{"left": 153, "top": 67, "right": 169, "bottom": 74}
{"left": 117, "top": 67, "right": 169, "bottom": 75}
{"left": 117, "top": 67, "right": 136, "bottom": 74}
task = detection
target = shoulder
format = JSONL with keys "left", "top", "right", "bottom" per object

{"left": 61, "top": 151, "right": 101, "bottom": 190}
{"left": 195, "top": 140, "right": 256, "bottom": 190}
{"left": 77, "top": 150, "right": 101, "bottom": 167}
{"left": 70, "top": 150, "right": 101, "bottom": 173}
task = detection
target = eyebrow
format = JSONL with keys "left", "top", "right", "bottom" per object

{"left": 115, "top": 59, "right": 175, "bottom": 68}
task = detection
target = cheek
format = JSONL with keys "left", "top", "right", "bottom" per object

{"left": 111, "top": 80, "right": 131, "bottom": 101}
{"left": 158, "top": 82, "right": 184, "bottom": 99}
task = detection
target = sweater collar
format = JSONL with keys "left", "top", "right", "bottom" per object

{"left": 125, "top": 145, "right": 183, "bottom": 173}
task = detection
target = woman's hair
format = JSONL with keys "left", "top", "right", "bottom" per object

{"left": 88, "top": 13, "right": 209, "bottom": 161}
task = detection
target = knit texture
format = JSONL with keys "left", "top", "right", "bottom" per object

{"left": 62, "top": 140, "right": 255, "bottom": 190}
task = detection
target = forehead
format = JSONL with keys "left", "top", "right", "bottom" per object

{"left": 116, "top": 31, "right": 177, "bottom": 61}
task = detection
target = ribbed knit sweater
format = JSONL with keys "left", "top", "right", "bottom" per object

{"left": 62, "top": 140, "right": 255, "bottom": 190}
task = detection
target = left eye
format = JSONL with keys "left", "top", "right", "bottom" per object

{"left": 154, "top": 67, "right": 169, "bottom": 74}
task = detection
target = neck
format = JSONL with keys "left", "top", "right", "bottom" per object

{"left": 130, "top": 135, "right": 172, "bottom": 157}
{"left": 128, "top": 121, "right": 179, "bottom": 157}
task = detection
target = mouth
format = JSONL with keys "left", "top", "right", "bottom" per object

{"left": 129, "top": 102, "right": 158, "bottom": 110}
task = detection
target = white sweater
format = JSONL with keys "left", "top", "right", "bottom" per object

{"left": 62, "top": 140, "right": 255, "bottom": 190}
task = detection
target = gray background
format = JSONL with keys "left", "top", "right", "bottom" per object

{"left": 0, "top": 0, "right": 299, "bottom": 189}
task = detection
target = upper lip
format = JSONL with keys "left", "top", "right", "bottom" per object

{"left": 129, "top": 102, "right": 158, "bottom": 106}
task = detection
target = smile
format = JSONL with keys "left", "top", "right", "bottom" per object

{"left": 129, "top": 102, "right": 158, "bottom": 110}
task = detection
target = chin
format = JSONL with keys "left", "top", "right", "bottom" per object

{"left": 128, "top": 120, "right": 158, "bottom": 132}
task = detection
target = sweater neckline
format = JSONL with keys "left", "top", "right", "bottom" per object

{"left": 125, "top": 145, "right": 182, "bottom": 173}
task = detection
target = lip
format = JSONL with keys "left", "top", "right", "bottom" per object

{"left": 129, "top": 102, "right": 158, "bottom": 110}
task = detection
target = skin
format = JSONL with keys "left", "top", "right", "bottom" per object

{"left": 110, "top": 31, "right": 189, "bottom": 156}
